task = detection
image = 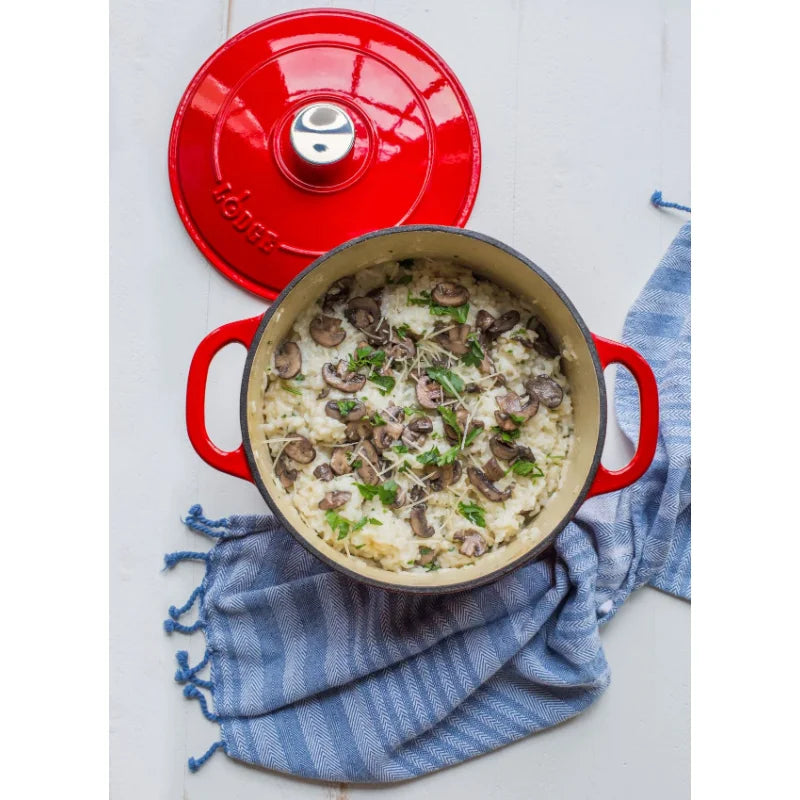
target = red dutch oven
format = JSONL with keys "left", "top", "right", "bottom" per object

{"left": 185, "top": 226, "right": 659, "bottom": 593}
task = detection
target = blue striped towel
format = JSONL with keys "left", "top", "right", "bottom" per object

{"left": 164, "top": 222, "right": 691, "bottom": 780}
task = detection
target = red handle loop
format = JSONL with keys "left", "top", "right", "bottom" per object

{"left": 587, "top": 334, "right": 660, "bottom": 498}
{"left": 185, "top": 316, "right": 263, "bottom": 482}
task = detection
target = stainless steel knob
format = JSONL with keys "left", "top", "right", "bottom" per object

{"left": 289, "top": 103, "right": 355, "bottom": 166}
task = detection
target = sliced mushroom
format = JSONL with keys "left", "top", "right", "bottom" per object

{"left": 385, "top": 406, "right": 405, "bottom": 423}
{"left": 416, "top": 546, "right": 437, "bottom": 566}
{"left": 483, "top": 457, "right": 505, "bottom": 482}
{"left": 345, "top": 296, "right": 380, "bottom": 330}
{"left": 453, "top": 529, "right": 488, "bottom": 557}
{"left": 317, "top": 387, "right": 330, "bottom": 400}
{"left": 487, "top": 310, "right": 521, "bottom": 338}
{"left": 313, "top": 463, "right": 334, "bottom": 482}
{"left": 401, "top": 426, "right": 425, "bottom": 448}
{"left": 283, "top": 436, "right": 316, "bottom": 464}
{"left": 525, "top": 317, "right": 559, "bottom": 358}
{"left": 372, "top": 421, "right": 403, "bottom": 451}
{"left": 415, "top": 375, "right": 445, "bottom": 409}
{"left": 330, "top": 449, "right": 353, "bottom": 476}
{"left": 322, "top": 277, "right": 353, "bottom": 311}
{"left": 318, "top": 491, "right": 351, "bottom": 510}
{"left": 325, "top": 399, "right": 365, "bottom": 422}
{"left": 515, "top": 445, "right": 537, "bottom": 463}
{"left": 408, "top": 416, "right": 433, "bottom": 434}
{"left": 526, "top": 375, "right": 564, "bottom": 408}
{"left": 434, "top": 323, "right": 471, "bottom": 356}
{"left": 390, "top": 487, "right": 407, "bottom": 509}
{"left": 475, "top": 310, "right": 496, "bottom": 333}
{"left": 343, "top": 420, "right": 372, "bottom": 442}
{"left": 354, "top": 441, "right": 380, "bottom": 484}
{"left": 409, "top": 505, "right": 435, "bottom": 538}
{"left": 274, "top": 341, "right": 301, "bottom": 379}
{"left": 432, "top": 281, "right": 469, "bottom": 307}
{"left": 310, "top": 314, "right": 346, "bottom": 347}
{"left": 322, "top": 360, "right": 366, "bottom": 393}
{"left": 426, "top": 459, "right": 462, "bottom": 492}
{"left": 386, "top": 333, "right": 416, "bottom": 360}
{"left": 494, "top": 390, "right": 539, "bottom": 430}
{"left": 468, "top": 466, "right": 513, "bottom": 501}
{"left": 410, "top": 485, "right": 427, "bottom": 502}
{"left": 366, "top": 286, "right": 384, "bottom": 302}
{"left": 490, "top": 434, "right": 518, "bottom": 462}
{"left": 274, "top": 454, "right": 297, "bottom": 489}
{"left": 465, "top": 382, "right": 482, "bottom": 394}
{"left": 494, "top": 411, "right": 518, "bottom": 432}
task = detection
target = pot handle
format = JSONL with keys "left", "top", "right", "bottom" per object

{"left": 586, "top": 334, "right": 659, "bottom": 498}
{"left": 185, "top": 316, "right": 262, "bottom": 482}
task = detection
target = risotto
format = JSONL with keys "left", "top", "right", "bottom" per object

{"left": 260, "top": 258, "right": 574, "bottom": 573}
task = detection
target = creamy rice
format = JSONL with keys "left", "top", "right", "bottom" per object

{"left": 260, "top": 258, "right": 574, "bottom": 573}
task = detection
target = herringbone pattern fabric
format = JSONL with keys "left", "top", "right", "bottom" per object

{"left": 165, "top": 223, "right": 691, "bottom": 780}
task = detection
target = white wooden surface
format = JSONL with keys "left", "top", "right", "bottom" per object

{"left": 110, "top": 1, "right": 690, "bottom": 798}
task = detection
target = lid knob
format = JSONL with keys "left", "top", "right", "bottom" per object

{"left": 289, "top": 103, "right": 355, "bottom": 166}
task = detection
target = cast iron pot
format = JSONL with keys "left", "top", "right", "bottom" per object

{"left": 186, "top": 226, "right": 659, "bottom": 593}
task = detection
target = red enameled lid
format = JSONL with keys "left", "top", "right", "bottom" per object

{"left": 168, "top": 8, "right": 481, "bottom": 300}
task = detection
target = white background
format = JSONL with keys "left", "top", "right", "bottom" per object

{"left": 110, "top": 1, "right": 690, "bottom": 798}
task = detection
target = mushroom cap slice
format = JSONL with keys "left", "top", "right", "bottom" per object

{"left": 324, "top": 399, "right": 366, "bottom": 422}
{"left": 475, "top": 309, "right": 496, "bottom": 333}
{"left": 526, "top": 375, "right": 564, "bottom": 408}
{"left": 310, "top": 314, "right": 346, "bottom": 347}
{"left": 489, "top": 434, "right": 518, "bottom": 461}
{"left": 483, "top": 457, "right": 505, "bottom": 482}
{"left": 345, "top": 296, "right": 380, "bottom": 329}
{"left": 386, "top": 334, "right": 416, "bottom": 360}
{"left": 354, "top": 441, "right": 380, "bottom": 484}
{"left": 453, "top": 529, "right": 487, "bottom": 557}
{"left": 274, "top": 341, "right": 302, "bottom": 379}
{"left": 415, "top": 376, "right": 446, "bottom": 409}
{"left": 283, "top": 436, "right": 316, "bottom": 464}
{"left": 434, "top": 323, "right": 471, "bottom": 355}
{"left": 372, "top": 421, "right": 403, "bottom": 451}
{"left": 274, "top": 454, "right": 297, "bottom": 489}
{"left": 487, "top": 310, "right": 521, "bottom": 337}
{"left": 330, "top": 449, "right": 353, "bottom": 475}
{"left": 526, "top": 317, "right": 560, "bottom": 358}
{"left": 343, "top": 420, "right": 372, "bottom": 442}
{"left": 318, "top": 490, "right": 351, "bottom": 510}
{"left": 322, "top": 277, "right": 353, "bottom": 311}
{"left": 408, "top": 416, "right": 433, "bottom": 434}
{"left": 467, "top": 466, "right": 513, "bottom": 501}
{"left": 410, "top": 505, "right": 435, "bottom": 538}
{"left": 313, "top": 463, "right": 334, "bottom": 481}
{"left": 432, "top": 282, "right": 470, "bottom": 307}
{"left": 322, "top": 360, "right": 366, "bottom": 393}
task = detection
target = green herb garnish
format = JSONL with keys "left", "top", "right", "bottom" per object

{"left": 370, "top": 412, "right": 387, "bottom": 426}
{"left": 463, "top": 426, "right": 483, "bottom": 447}
{"left": 392, "top": 443, "right": 410, "bottom": 454}
{"left": 416, "top": 444, "right": 459, "bottom": 467}
{"left": 350, "top": 459, "right": 363, "bottom": 470}
{"left": 492, "top": 425, "right": 522, "bottom": 443}
{"left": 336, "top": 399, "right": 358, "bottom": 417}
{"left": 294, "top": 373, "right": 305, "bottom": 381}
{"left": 352, "top": 516, "right": 383, "bottom": 531}
{"left": 438, "top": 445, "right": 461, "bottom": 465}
{"left": 460, "top": 333, "right": 484, "bottom": 368}
{"left": 419, "top": 546, "right": 433, "bottom": 555}
{"left": 457, "top": 501, "right": 486, "bottom": 528}
{"left": 282, "top": 383, "right": 303, "bottom": 396}
{"left": 430, "top": 302, "right": 470, "bottom": 324}
{"left": 437, "top": 405, "right": 461, "bottom": 435}
{"left": 424, "top": 562, "right": 441, "bottom": 571}
{"left": 407, "top": 289, "right": 432, "bottom": 306}
{"left": 325, "top": 510, "right": 351, "bottom": 539}
{"left": 349, "top": 346, "right": 386, "bottom": 372}
{"left": 396, "top": 323, "right": 412, "bottom": 339}
{"left": 426, "top": 366, "right": 465, "bottom": 396}
{"left": 368, "top": 373, "right": 396, "bottom": 395}
{"left": 510, "top": 460, "right": 545, "bottom": 478}
{"left": 354, "top": 480, "right": 399, "bottom": 506}
{"left": 416, "top": 447, "right": 442, "bottom": 466}
{"left": 509, "top": 413, "right": 526, "bottom": 425}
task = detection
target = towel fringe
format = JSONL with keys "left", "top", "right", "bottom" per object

{"left": 169, "top": 585, "right": 205, "bottom": 620}
{"left": 184, "top": 684, "right": 219, "bottom": 722}
{"left": 650, "top": 189, "right": 691, "bottom": 213}
{"left": 188, "top": 740, "right": 226, "bottom": 773}
{"left": 175, "top": 648, "right": 211, "bottom": 683}
{"left": 163, "top": 550, "right": 209, "bottom": 570}
{"left": 184, "top": 504, "right": 232, "bottom": 538}
{"left": 164, "top": 618, "right": 206, "bottom": 634}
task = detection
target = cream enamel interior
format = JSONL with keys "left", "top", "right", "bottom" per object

{"left": 243, "top": 229, "right": 603, "bottom": 590}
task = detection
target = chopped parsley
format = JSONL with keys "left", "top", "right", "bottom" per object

{"left": 460, "top": 333, "right": 484, "bottom": 368}
{"left": 352, "top": 516, "right": 383, "bottom": 531}
{"left": 370, "top": 412, "right": 387, "bottom": 426}
{"left": 424, "top": 562, "right": 441, "bottom": 572}
{"left": 350, "top": 459, "right": 363, "bottom": 470}
{"left": 349, "top": 346, "right": 386, "bottom": 372}
{"left": 437, "top": 405, "right": 461, "bottom": 435}
{"left": 396, "top": 323, "right": 412, "bottom": 339}
{"left": 294, "top": 373, "right": 305, "bottom": 381}
{"left": 336, "top": 399, "right": 358, "bottom": 417}
{"left": 392, "top": 443, "right": 410, "bottom": 454}
{"left": 492, "top": 425, "right": 522, "bottom": 443}
{"left": 510, "top": 460, "right": 545, "bottom": 478}
{"left": 426, "top": 366, "right": 465, "bottom": 396}
{"left": 325, "top": 510, "right": 351, "bottom": 539}
{"left": 354, "top": 479, "right": 399, "bottom": 506}
{"left": 457, "top": 501, "right": 486, "bottom": 528}
{"left": 419, "top": 546, "right": 433, "bottom": 555}
{"left": 407, "top": 289, "right": 432, "bottom": 307}
{"left": 416, "top": 444, "right": 460, "bottom": 467}
{"left": 282, "top": 383, "right": 302, "bottom": 396}
{"left": 416, "top": 447, "right": 442, "bottom": 466}
{"left": 407, "top": 289, "right": 470, "bottom": 323}
{"left": 463, "top": 426, "right": 483, "bottom": 447}
{"left": 368, "top": 373, "right": 396, "bottom": 395}
{"left": 509, "top": 413, "right": 526, "bottom": 425}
